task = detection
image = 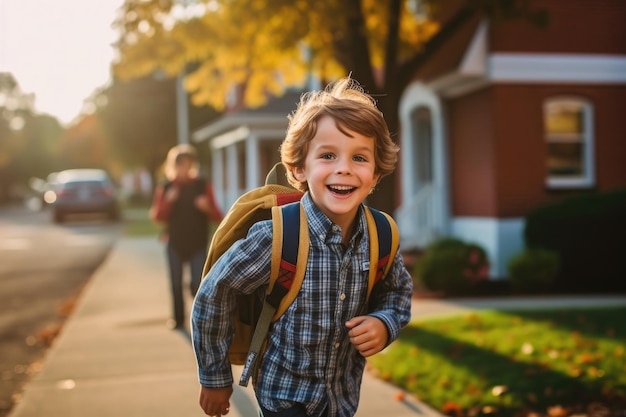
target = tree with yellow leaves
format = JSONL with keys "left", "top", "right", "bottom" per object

{"left": 113, "top": 0, "right": 548, "bottom": 127}
{"left": 113, "top": 0, "right": 440, "bottom": 109}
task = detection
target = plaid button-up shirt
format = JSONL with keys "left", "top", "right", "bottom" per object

{"left": 192, "top": 193, "right": 413, "bottom": 417}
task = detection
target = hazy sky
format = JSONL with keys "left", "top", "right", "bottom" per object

{"left": 0, "top": 0, "right": 123, "bottom": 125}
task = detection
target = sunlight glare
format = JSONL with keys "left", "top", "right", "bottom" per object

{"left": 0, "top": 0, "right": 123, "bottom": 125}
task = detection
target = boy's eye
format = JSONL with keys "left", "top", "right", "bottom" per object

{"left": 321, "top": 153, "right": 335, "bottom": 160}
{"left": 353, "top": 155, "right": 367, "bottom": 162}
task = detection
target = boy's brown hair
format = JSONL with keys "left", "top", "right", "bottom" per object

{"left": 280, "top": 77, "right": 399, "bottom": 192}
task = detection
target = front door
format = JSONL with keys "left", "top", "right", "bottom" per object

{"left": 412, "top": 106, "right": 433, "bottom": 191}
{"left": 396, "top": 83, "right": 449, "bottom": 250}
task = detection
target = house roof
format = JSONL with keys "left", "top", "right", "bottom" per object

{"left": 416, "top": 14, "right": 483, "bottom": 82}
{"left": 192, "top": 90, "right": 304, "bottom": 143}
{"left": 406, "top": 7, "right": 493, "bottom": 99}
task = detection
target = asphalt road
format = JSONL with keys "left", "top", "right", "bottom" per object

{"left": 0, "top": 205, "right": 120, "bottom": 417}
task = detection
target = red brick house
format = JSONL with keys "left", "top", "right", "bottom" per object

{"left": 193, "top": 1, "right": 626, "bottom": 279}
{"left": 395, "top": 0, "right": 626, "bottom": 277}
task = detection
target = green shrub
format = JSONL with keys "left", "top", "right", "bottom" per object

{"left": 507, "top": 248, "right": 559, "bottom": 294}
{"left": 414, "top": 238, "right": 489, "bottom": 295}
{"left": 525, "top": 188, "right": 626, "bottom": 292}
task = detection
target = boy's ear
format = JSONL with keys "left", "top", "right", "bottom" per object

{"left": 293, "top": 166, "right": 306, "bottom": 182}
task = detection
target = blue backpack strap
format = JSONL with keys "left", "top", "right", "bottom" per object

{"left": 279, "top": 202, "right": 301, "bottom": 278}
{"left": 271, "top": 203, "right": 308, "bottom": 319}
{"left": 364, "top": 207, "right": 400, "bottom": 300}
{"left": 265, "top": 202, "right": 301, "bottom": 308}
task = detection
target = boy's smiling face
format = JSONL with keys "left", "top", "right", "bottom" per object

{"left": 293, "top": 115, "right": 380, "bottom": 230}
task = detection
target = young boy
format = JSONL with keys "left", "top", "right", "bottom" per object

{"left": 191, "top": 77, "right": 413, "bottom": 417}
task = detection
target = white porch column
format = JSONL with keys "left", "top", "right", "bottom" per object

{"left": 226, "top": 144, "right": 239, "bottom": 209}
{"left": 211, "top": 148, "right": 226, "bottom": 212}
{"left": 246, "top": 134, "right": 261, "bottom": 190}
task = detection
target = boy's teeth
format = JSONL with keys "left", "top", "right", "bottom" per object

{"left": 329, "top": 185, "right": 355, "bottom": 194}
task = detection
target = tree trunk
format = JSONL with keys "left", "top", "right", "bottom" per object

{"left": 370, "top": 5, "right": 477, "bottom": 214}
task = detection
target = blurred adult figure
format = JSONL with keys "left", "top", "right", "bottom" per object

{"left": 150, "top": 144, "right": 223, "bottom": 329}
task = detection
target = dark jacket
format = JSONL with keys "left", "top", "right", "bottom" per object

{"left": 151, "top": 178, "right": 222, "bottom": 260}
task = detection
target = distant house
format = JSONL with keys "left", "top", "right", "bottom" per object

{"left": 193, "top": 1, "right": 626, "bottom": 279}
{"left": 395, "top": 0, "right": 626, "bottom": 277}
{"left": 192, "top": 89, "right": 306, "bottom": 210}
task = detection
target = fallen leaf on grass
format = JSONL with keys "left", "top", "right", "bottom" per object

{"left": 442, "top": 401, "right": 464, "bottom": 417}
{"left": 547, "top": 405, "right": 568, "bottom": 417}
{"left": 577, "top": 353, "right": 595, "bottom": 364}
{"left": 522, "top": 342, "right": 534, "bottom": 355}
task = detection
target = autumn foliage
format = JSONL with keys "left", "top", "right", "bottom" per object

{"left": 112, "top": 0, "right": 439, "bottom": 111}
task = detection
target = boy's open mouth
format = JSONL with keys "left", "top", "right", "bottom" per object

{"left": 328, "top": 185, "right": 356, "bottom": 195}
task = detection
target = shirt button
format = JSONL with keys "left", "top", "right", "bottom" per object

{"left": 339, "top": 293, "right": 346, "bottom": 301}
{"left": 334, "top": 342, "right": 340, "bottom": 349}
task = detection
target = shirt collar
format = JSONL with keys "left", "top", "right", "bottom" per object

{"left": 300, "top": 192, "right": 366, "bottom": 247}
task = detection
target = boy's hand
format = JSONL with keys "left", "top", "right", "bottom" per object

{"left": 199, "top": 385, "right": 233, "bottom": 416}
{"left": 345, "top": 316, "right": 388, "bottom": 357}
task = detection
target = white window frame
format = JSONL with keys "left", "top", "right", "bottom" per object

{"left": 543, "top": 96, "right": 595, "bottom": 189}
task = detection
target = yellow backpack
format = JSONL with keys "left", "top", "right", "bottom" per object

{"left": 201, "top": 164, "right": 399, "bottom": 386}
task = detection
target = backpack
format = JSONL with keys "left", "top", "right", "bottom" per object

{"left": 201, "top": 163, "right": 400, "bottom": 386}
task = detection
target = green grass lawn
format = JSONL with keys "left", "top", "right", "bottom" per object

{"left": 120, "top": 205, "right": 218, "bottom": 238}
{"left": 368, "top": 307, "right": 626, "bottom": 417}
{"left": 121, "top": 206, "right": 161, "bottom": 237}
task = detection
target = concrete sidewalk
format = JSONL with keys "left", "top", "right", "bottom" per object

{"left": 8, "top": 237, "right": 444, "bottom": 417}
{"left": 9, "top": 237, "right": 626, "bottom": 417}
